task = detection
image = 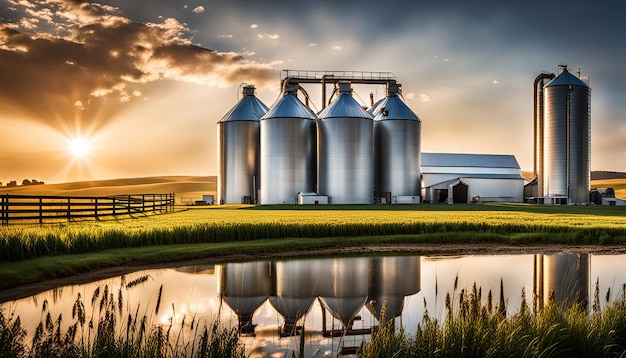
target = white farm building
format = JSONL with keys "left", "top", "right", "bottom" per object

{"left": 421, "top": 153, "right": 525, "bottom": 204}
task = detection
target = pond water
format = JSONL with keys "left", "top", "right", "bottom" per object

{"left": 3, "top": 253, "right": 626, "bottom": 357}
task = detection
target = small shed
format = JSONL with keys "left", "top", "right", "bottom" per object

{"left": 297, "top": 192, "right": 329, "bottom": 205}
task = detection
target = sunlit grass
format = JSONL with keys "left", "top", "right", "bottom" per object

{"left": 359, "top": 280, "right": 626, "bottom": 358}
{"left": 0, "top": 277, "right": 244, "bottom": 358}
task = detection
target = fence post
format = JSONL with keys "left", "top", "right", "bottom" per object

{"left": 95, "top": 198, "right": 98, "bottom": 218}
{"left": 128, "top": 195, "right": 131, "bottom": 215}
{"left": 142, "top": 194, "right": 145, "bottom": 213}
{"left": 1, "top": 194, "right": 6, "bottom": 225}
{"left": 67, "top": 198, "right": 71, "bottom": 222}
{"left": 112, "top": 197, "right": 116, "bottom": 216}
{"left": 39, "top": 197, "right": 43, "bottom": 224}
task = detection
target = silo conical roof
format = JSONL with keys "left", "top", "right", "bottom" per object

{"left": 262, "top": 93, "right": 317, "bottom": 120}
{"left": 218, "top": 88, "right": 269, "bottom": 123}
{"left": 318, "top": 92, "right": 372, "bottom": 119}
{"left": 545, "top": 69, "right": 589, "bottom": 88}
{"left": 373, "top": 95, "right": 421, "bottom": 121}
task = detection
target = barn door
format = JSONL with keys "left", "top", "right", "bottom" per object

{"left": 453, "top": 182, "right": 468, "bottom": 203}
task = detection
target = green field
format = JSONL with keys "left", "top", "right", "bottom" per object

{"left": 1, "top": 203, "right": 626, "bottom": 293}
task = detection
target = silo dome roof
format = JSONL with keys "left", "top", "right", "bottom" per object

{"left": 261, "top": 93, "right": 317, "bottom": 120}
{"left": 318, "top": 92, "right": 372, "bottom": 119}
{"left": 545, "top": 69, "right": 589, "bottom": 88}
{"left": 373, "top": 95, "right": 421, "bottom": 121}
{"left": 218, "top": 95, "right": 269, "bottom": 123}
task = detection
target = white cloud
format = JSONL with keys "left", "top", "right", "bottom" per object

{"left": 493, "top": 80, "right": 499, "bottom": 84}
{"left": 183, "top": 5, "right": 188, "bottom": 9}
{"left": 256, "top": 33, "right": 279, "bottom": 40}
{"left": 250, "top": 23, "right": 258, "bottom": 29}
{"left": 332, "top": 45, "right": 342, "bottom": 50}
{"left": 192, "top": 6, "right": 204, "bottom": 14}
{"left": 308, "top": 43, "right": 317, "bottom": 47}
{"left": 218, "top": 34, "right": 233, "bottom": 38}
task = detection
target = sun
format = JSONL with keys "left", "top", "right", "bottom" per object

{"left": 69, "top": 138, "right": 91, "bottom": 159}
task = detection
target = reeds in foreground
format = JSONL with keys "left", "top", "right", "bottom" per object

{"left": 359, "top": 280, "right": 626, "bottom": 358}
{"left": 0, "top": 280, "right": 245, "bottom": 358}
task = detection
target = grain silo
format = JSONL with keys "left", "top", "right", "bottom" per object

{"left": 373, "top": 84, "right": 421, "bottom": 203}
{"left": 543, "top": 66, "right": 591, "bottom": 204}
{"left": 532, "top": 72, "right": 555, "bottom": 198}
{"left": 217, "top": 85, "right": 268, "bottom": 204}
{"left": 318, "top": 82, "right": 374, "bottom": 204}
{"left": 259, "top": 84, "right": 317, "bottom": 204}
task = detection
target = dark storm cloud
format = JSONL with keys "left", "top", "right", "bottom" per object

{"left": 0, "top": 0, "right": 276, "bottom": 129}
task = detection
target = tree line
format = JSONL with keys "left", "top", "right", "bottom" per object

{"left": 1, "top": 179, "right": 45, "bottom": 187}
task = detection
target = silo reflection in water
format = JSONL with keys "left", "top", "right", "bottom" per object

{"left": 217, "top": 261, "right": 273, "bottom": 336}
{"left": 367, "top": 256, "right": 421, "bottom": 321}
{"left": 318, "top": 257, "right": 370, "bottom": 332}
{"left": 269, "top": 260, "right": 318, "bottom": 336}
{"left": 534, "top": 253, "right": 590, "bottom": 309}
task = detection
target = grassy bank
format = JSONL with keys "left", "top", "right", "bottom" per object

{"left": 360, "top": 283, "right": 626, "bottom": 357}
{"left": 1, "top": 204, "right": 626, "bottom": 292}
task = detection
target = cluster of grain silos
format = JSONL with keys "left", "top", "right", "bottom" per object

{"left": 217, "top": 72, "right": 422, "bottom": 205}
{"left": 532, "top": 65, "right": 591, "bottom": 205}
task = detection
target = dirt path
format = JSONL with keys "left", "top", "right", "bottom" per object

{"left": 2, "top": 243, "right": 626, "bottom": 303}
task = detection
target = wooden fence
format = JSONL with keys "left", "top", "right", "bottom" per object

{"left": 0, "top": 193, "right": 175, "bottom": 225}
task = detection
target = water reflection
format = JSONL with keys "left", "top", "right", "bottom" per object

{"left": 3, "top": 252, "right": 626, "bottom": 357}
{"left": 534, "top": 253, "right": 590, "bottom": 309}
{"left": 217, "top": 256, "right": 420, "bottom": 340}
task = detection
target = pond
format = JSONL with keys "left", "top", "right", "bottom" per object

{"left": 3, "top": 252, "right": 626, "bottom": 357}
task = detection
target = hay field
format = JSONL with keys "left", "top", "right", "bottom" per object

{"left": 0, "top": 176, "right": 217, "bottom": 204}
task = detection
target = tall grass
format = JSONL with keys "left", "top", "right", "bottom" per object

{"left": 0, "top": 278, "right": 245, "bottom": 358}
{"left": 2, "top": 206, "right": 626, "bottom": 262}
{"left": 358, "top": 281, "right": 626, "bottom": 358}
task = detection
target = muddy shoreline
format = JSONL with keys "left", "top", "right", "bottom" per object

{"left": 2, "top": 243, "right": 626, "bottom": 303}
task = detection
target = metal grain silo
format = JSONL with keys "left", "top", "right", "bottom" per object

{"left": 544, "top": 67, "right": 591, "bottom": 204}
{"left": 318, "top": 82, "right": 373, "bottom": 204}
{"left": 373, "top": 85, "right": 421, "bottom": 202}
{"left": 260, "top": 85, "right": 317, "bottom": 204}
{"left": 533, "top": 72, "right": 555, "bottom": 198}
{"left": 217, "top": 85, "right": 268, "bottom": 204}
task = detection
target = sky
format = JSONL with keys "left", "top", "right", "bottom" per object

{"left": 1, "top": 0, "right": 625, "bottom": 184}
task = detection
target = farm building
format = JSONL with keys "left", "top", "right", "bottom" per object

{"left": 421, "top": 153, "right": 525, "bottom": 203}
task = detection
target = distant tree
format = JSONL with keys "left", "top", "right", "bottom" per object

{"left": 21, "top": 179, "right": 31, "bottom": 186}
{"left": 7, "top": 180, "right": 17, "bottom": 187}
{"left": 0, "top": 181, "right": 2, "bottom": 186}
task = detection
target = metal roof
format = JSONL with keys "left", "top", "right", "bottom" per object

{"left": 261, "top": 93, "right": 317, "bottom": 120}
{"left": 218, "top": 95, "right": 269, "bottom": 123}
{"left": 545, "top": 69, "right": 589, "bottom": 88}
{"left": 373, "top": 95, "right": 421, "bottom": 121}
{"left": 421, "top": 152, "right": 521, "bottom": 169}
{"left": 318, "top": 92, "right": 372, "bottom": 119}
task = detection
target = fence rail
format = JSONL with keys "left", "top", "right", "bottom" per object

{"left": 0, "top": 193, "right": 175, "bottom": 225}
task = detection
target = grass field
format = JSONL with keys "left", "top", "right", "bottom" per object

{"left": 1, "top": 175, "right": 626, "bottom": 294}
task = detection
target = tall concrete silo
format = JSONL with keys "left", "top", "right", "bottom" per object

{"left": 373, "top": 84, "right": 421, "bottom": 202}
{"left": 217, "top": 85, "right": 268, "bottom": 204}
{"left": 259, "top": 85, "right": 317, "bottom": 205}
{"left": 544, "top": 66, "right": 591, "bottom": 204}
{"left": 318, "top": 82, "right": 374, "bottom": 204}
{"left": 533, "top": 72, "right": 555, "bottom": 198}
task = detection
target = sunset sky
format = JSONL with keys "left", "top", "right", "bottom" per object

{"left": 1, "top": 0, "right": 625, "bottom": 184}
